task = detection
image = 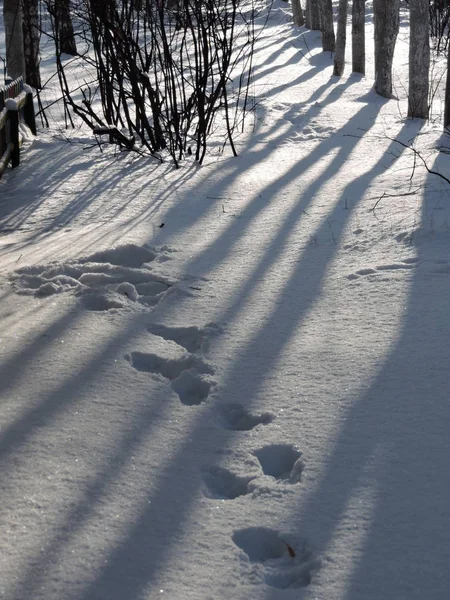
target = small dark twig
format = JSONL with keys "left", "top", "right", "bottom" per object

{"left": 372, "top": 191, "right": 387, "bottom": 215}
{"left": 327, "top": 219, "right": 336, "bottom": 243}
{"left": 385, "top": 136, "right": 450, "bottom": 187}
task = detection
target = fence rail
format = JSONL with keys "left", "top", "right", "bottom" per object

{"left": 0, "top": 77, "right": 36, "bottom": 179}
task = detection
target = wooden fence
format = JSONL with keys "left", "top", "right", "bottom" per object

{"left": 0, "top": 77, "right": 36, "bottom": 179}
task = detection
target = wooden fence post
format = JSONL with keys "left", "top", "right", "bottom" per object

{"left": 23, "top": 84, "right": 36, "bottom": 135}
{"left": 5, "top": 99, "right": 20, "bottom": 168}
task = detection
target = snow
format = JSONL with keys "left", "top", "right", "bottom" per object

{"left": 4, "top": 97, "right": 18, "bottom": 111}
{"left": 1, "top": 1, "right": 450, "bottom": 599}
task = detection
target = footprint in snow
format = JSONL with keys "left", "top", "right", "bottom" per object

{"left": 126, "top": 351, "right": 215, "bottom": 406}
{"left": 172, "top": 370, "right": 212, "bottom": 406}
{"left": 346, "top": 259, "right": 418, "bottom": 281}
{"left": 10, "top": 243, "right": 175, "bottom": 312}
{"left": 202, "top": 465, "right": 255, "bottom": 500}
{"left": 146, "top": 322, "right": 221, "bottom": 353}
{"left": 253, "top": 444, "right": 304, "bottom": 483}
{"left": 218, "top": 402, "right": 275, "bottom": 431}
{"left": 232, "top": 527, "right": 318, "bottom": 589}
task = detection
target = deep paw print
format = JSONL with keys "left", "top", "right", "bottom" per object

{"left": 126, "top": 351, "right": 215, "bottom": 406}
{"left": 201, "top": 466, "right": 255, "bottom": 500}
{"left": 232, "top": 527, "right": 319, "bottom": 589}
{"left": 218, "top": 403, "right": 275, "bottom": 431}
{"left": 146, "top": 322, "right": 221, "bottom": 353}
{"left": 253, "top": 444, "right": 304, "bottom": 483}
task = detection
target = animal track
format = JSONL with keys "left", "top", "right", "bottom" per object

{"left": 233, "top": 527, "right": 287, "bottom": 562}
{"left": 127, "top": 351, "right": 213, "bottom": 379}
{"left": 171, "top": 370, "right": 212, "bottom": 406}
{"left": 346, "top": 259, "right": 418, "bottom": 281}
{"left": 253, "top": 444, "right": 304, "bottom": 483}
{"left": 77, "top": 245, "right": 157, "bottom": 268}
{"left": 218, "top": 403, "right": 275, "bottom": 431}
{"left": 127, "top": 351, "right": 215, "bottom": 406}
{"left": 146, "top": 322, "right": 220, "bottom": 353}
{"left": 232, "top": 527, "right": 318, "bottom": 589}
{"left": 10, "top": 244, "right": 175, "bottom": 311}
{"left": 202, "top": 466, "right": 255, "bottom": 500}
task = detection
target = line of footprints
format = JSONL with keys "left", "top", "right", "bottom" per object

{"left": 125, "top": 322, "right": 319, "bottom": 590}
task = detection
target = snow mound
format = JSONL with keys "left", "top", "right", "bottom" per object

{"left": 10, "top": 244, "right": 175, "bottom": 312}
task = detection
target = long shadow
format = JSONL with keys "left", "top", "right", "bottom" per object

{"left": 4, "top": 116, "right": 417, "bottom": 600}
{"left": 9, "top": 372, "right": 178, "bottom": 599}
{"left": 148, "top": 86, "right": 387, "bottom": 292}
{"left": 118, "top": 74, "right": 358, "bottom": 256}
{"left": 0, "top": 142, "right": 94, "bottom": 228}
{"left": 261, "top": 125, "right": 449, "bottom": 600}
{"left": 51, "top": 91, "right": 397, "bottom": 600}
{"left": 1, "top": 27, "right": 416, "bottom": 600}
{"left": 337, "top": 145, "right": 450, "bottom": 599}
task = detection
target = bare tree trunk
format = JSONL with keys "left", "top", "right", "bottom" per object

{"left": 311, "top": 0, "right": 321, "bottom": 30}
{"left": 445, "top": 44, "right": 450, "bottom": 127}
{"left": 305, "top": 0, "right": 311, "bottom": 28}
{"left": 374, "top": 0, "right": 400, "bottom": 98}
{"left": 4, "top": 0, "right": 26, "bottom": 79}
{"left": 292, "top": 0, "right": 305, "bottom": 26}
{"left": 352, "top": 0, "right": 365, "bottom": 74}
{"left": 56, "top": 0, "right": 77, "bottom": 55}
{"left": 408, "top": 0, "right": 429, "bottom": 118}
{"left": 318, "top": 0, "right": 335, "bottom": 52}
{"left": 22, "top": 0, "right": 41, "bottom": 88}
{"left": 444, "top": 44, "right": 450, "bottom": 127}
{"left": 333, "top": 0, "right": 348, "bottom": 75}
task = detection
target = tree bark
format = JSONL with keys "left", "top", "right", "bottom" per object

{"left": 22, "top": 0, "right": 41, "bottom": 88}
{"left": 310, "top": 0, "right": 321, "bottom": 30}
{"left": 318, "top": 0, "right": 335, "bottom": 52}
{"left": 292, "top": 0, "right": 305, "bottom": 26}
{"left": 56, "top": 0, "right": 77, "bottom": 56}
{"left": 333, "top": 0, "right": 348, "bottom": 76}
{"left": 374, "top": 0, "right": 400, "bottom": 98}
{"left": 4, "top": 0, "right": 26, "bottom": 80}
{"left": 305, "top": 0, "right": 311, "bottom": 28}
{"left": 444, "top": 43, "right": 450, "bottom": 127}
{"left": 352, "top": 0, "right": 365, "bottom": 74}
{"left": 408, "top": 0, "right": 429, "bottom": 118}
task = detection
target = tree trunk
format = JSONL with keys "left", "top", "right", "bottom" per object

{"left": 352, "top": 0, "right": 365, "bottom": 74}
{"left": 311, "top": 0, "right": 321, "bottom": 30}
{"left": 305, "top": 0, "right": 311, "bottom": 28}
{"left": 333, "top": 0, "right": 348, "bottom": 75}
{"left": 292, "top": 0, "right": 305, "bottom": 26}
{"left": 374, "top": 0, "right": 400, "bottom": 98}
{"left": 56, "top": 0, "right": 77, "bottom": 56}
{"left": 4, "top": 0, "right": 26, "bottom": 80}
{"left": 444, "top": 43, "right": 450, "bottom": 127}
{"left": 22, "top": 0, "right": 41, "bottom": 88}
{"left": 318, "top": 0, "right": 335, "bottom": 52}
{"left": 408, "top": 0, "right": 429, "bottom": 118}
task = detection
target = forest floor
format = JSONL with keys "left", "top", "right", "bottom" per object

{"left": 1, "top": 1, "right": 450, "bottom": 599}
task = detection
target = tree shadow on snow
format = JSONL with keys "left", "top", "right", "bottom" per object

{"left": 261, "top": 133, "right": 450, "bottom": 600}
{"left": 2, "top": 35, "right": 441, "bottom": 600}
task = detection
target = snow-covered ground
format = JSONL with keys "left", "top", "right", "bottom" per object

{"left": 1, "top": 2, "right": 450, "bottom": 599}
